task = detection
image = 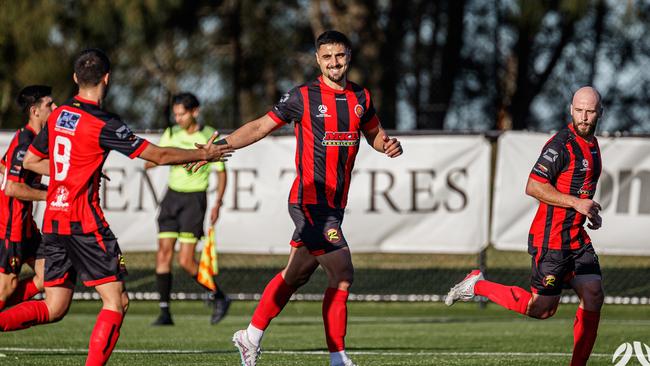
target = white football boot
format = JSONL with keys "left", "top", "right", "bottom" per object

{"left": 445, "top": 270, "right": 484, "bottom": 306}
{"left": 232, "top": 329, "right": 261, "bottom": 366}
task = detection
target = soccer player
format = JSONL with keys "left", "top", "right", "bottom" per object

{"left": 446, "top": 86, "right": 604, "bottom": 366}
{"left": 216, "top": 30, "right": 403, "bottom": 366}
{"left": 147, "top": 92, "right": 230, "bottom": 326}
{"left": 0, "top": 48, "right": 232, "bottom": 366}
{"left": 0, "top": 85, "right": 56, "bottom": 311}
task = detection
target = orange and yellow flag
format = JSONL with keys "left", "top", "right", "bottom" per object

{"left": 197, "top": 227, "right": 219, "bottom": 291}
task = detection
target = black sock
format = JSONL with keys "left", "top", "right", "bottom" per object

{"left": 156, "top": 272, "right": 172, "bottom": 311}
{"left": 214, "top": 284, "right": 226, "bottom": 300}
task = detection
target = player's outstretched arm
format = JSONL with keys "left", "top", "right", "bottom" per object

{"left": 225, "top": 114, "right": 279, "bottom": 149}
{"left": 4, "top": 180, "right": 46, "bottom": 201}
{"left": 185, "top": 115, "right": 278, "bottom": 172}
{"left": 139, "top": 132, "right": 234, "bottom": 166}
{"left": 23, "top": 150, "right": 50, "bottom": 176}
{"left": 362, "top": 125, "right": 403, "bottom": 158}
{"left": 525, "top": 177, "right": 601, "bottom": 218}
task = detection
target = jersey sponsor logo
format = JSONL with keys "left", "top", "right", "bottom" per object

{"left": 322, "top": 131, "right": 359, "bottom": 147}
{"left": 542, "top": 274, "right": 556, "bottom": 288}
{"left": 612, "top": 341, "right": 650, "bottom": 365}
{"left": 278, "top": 93, "right": 290, "bottom": 104}
{"left": 354, "top": 104, "right": 364, "bottom": 118}
{"left": 542, "top": 148, "right": 559, "bottom": 163}
{"left": 325, "top": 228, "right": 340, "bottom": 243}
{"left": 55, "top": 110, "right": 81, "bottom": 134}
{"left": 50, "top": 185, "right": 70, "bottom": 210}
{"left": 316, "top": 104, "right": 331, "bottom": 118}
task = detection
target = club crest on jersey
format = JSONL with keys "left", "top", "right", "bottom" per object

{"left": 543, "top": 275, "right": 556, "bottom": 288}
{"left": 316, "top": 104, "right": 331, "bottom": 118}
{"left": 55, "top": 110, "right": 81, "bottom": 135}
{"left": 322, "top": 131, "right": 359, "bottom": 146}
{"left": 50, "top": 185, "right": 70, "bottom": 210}
{"left": 580, "top": 158, "right": 591, "bottom": 172}
{"left": 354, "top": 104, "right": 364, "bottom": 118}
{"left": 325, "top": 228, "right": 341, "bottom": 243}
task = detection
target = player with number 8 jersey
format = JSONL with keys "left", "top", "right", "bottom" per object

{"left": 29, "top": 97, "right": 147, "bottom": 235}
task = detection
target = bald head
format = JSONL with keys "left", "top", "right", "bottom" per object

{"left": 572, "top": 87, "right": 601, "bottom": 109}
{"left": 570, "top": 86, "right": 602, "bottom": 139}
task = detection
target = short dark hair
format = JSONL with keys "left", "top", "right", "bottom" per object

{"left": 74, "top": 48, "right": 111, "bottom": 87}
{"left": 16, "top": 85, "right": 52, "bottom": 115}
{"left": 172, "top": 92, "right": 200, "bottom": 110}
{"left": 315, "top": 30, "right": 352, "bottom": 51}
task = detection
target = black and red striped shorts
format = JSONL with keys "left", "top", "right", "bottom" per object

{"left": 288, "top": 204, "right": 348, "bottom": 256}
{"left": 43, "top": 226, "right": 127, "bottom": 287}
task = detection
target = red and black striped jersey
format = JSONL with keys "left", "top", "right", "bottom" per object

{"left": 528, "top": 124, "right": 602, "bottom": 250}
{"left": 0, "top": 125, "right": 41, "bottom": 241}
{"left": 28, "top": 96, "right": 150, "bottom": 235}
{"left": 268, "top": 76, "right": 380, "bottom": 208}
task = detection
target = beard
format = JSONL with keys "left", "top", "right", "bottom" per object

{"left": 325, "top": 66, "right": 346, "bottom": 82}
{"left": 572, "top": 119, "right": 597, "bottom": 138}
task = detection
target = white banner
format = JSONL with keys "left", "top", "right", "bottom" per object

{"left": 0, "top": 132, "right": 491, "bottom": 254}
{"left": 491, "top": 131, "right": 650, "bottom": 255}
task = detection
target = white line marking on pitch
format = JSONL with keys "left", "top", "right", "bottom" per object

{"left": 0, "top": 347, "right": 612, "bottom": 358}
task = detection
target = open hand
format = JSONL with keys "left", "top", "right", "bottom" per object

{"left": 185, "top": 132, "right": 234, "bottom": 172}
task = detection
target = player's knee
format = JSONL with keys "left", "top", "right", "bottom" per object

{"left": 0, "top": 277, "right": 18, "bottom": 294}
{"left": 527, "top": 303, "right": 557, "bottom": 320}
{"left": 330, "top": 274, "right": 353, "bottom": 291}
{"left": 47, "top": 303, "right": 71, "bottom": 322}
{"left": 583, "top": 287, "right": 604, "bottom": 310}
{"left": 32, "top": 276, "right": 44, "bottom": 292}
{"left": 284, "top": 270, "right": 312, "bottom": 288}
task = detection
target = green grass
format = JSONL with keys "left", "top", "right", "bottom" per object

{"left": 1, "top": 300, "right": 649, "bottom": 365}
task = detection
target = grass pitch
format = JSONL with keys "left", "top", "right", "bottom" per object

{"left": 0, "top": 300, "right": 648, "bottom": 365}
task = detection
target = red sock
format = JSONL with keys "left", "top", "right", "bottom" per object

{"left": 474, "top": 280, "right": 532, "bottom": 315}
{"left": 250, "top": 273, "right": 296, "bottom": 330}
{"left": 322, "top": 288, "right": 349, "bottom": 352}
{"left": 86, "top": 309, "right": 124, "bottom": 366}
{"left": 6, "top": 278, "right": 41, "bottom": 307}
{"left": 0, "top": 300, "right": 49, "bottom": 331}
{"left": 570, "top": 307, "right": 600, "bottom": 366}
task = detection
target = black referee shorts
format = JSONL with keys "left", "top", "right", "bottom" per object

{"left": 157, "top": 189, "right": 207, "bottom": 243}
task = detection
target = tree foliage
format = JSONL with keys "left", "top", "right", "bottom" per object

{"left": 0, "top": 0, "right": 648, "bottom": 132}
